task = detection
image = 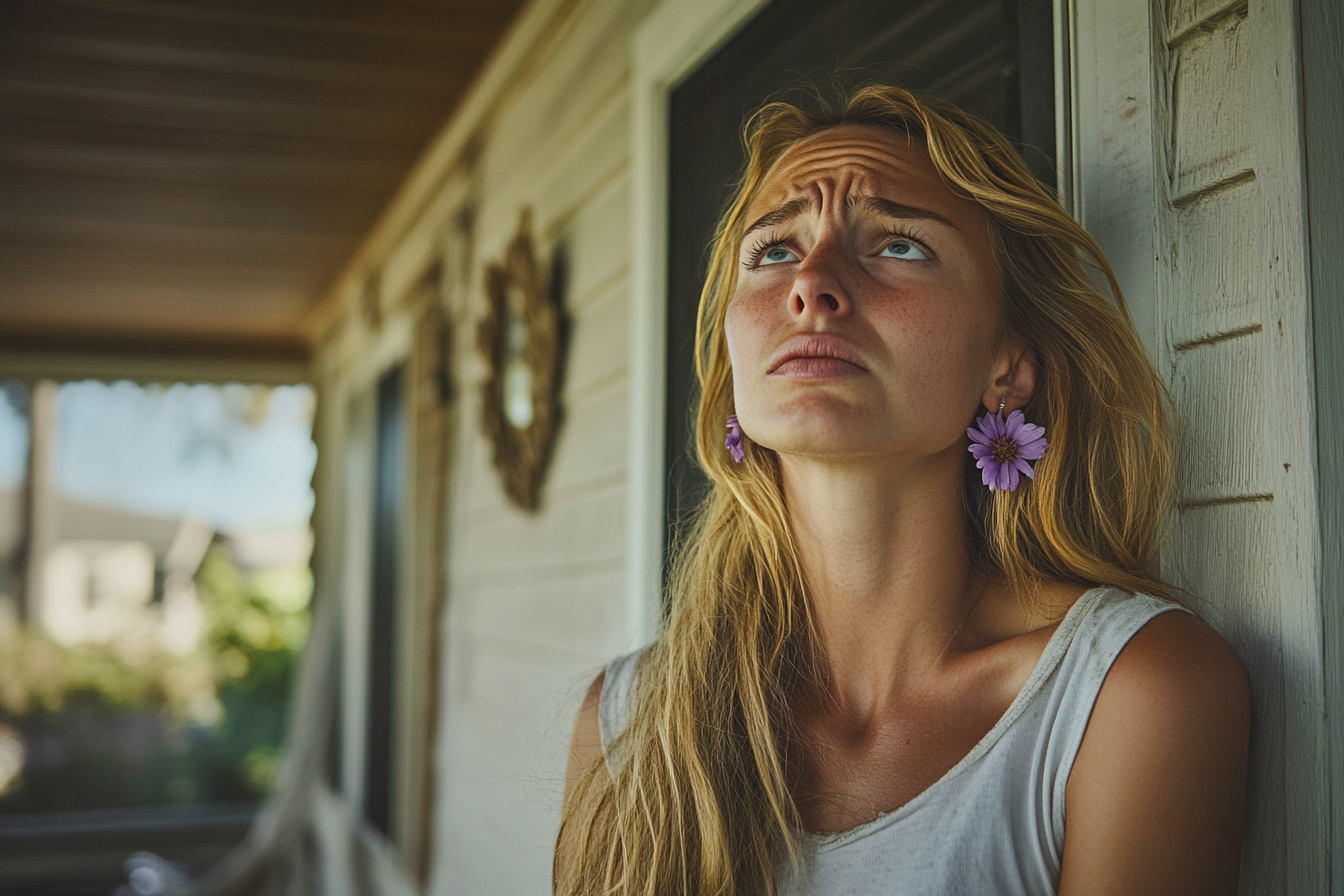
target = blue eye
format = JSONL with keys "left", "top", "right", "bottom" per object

{"left": 881, "top": 239, "right": 928, "bottom": 260}
{"left": 759, "top": 245, "right": 798, "bottom": 265}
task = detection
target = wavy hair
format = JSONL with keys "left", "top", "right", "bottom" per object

{"left": 555, "top": 84, "right": 1174, "bottom": 896}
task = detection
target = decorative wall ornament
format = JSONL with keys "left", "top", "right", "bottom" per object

{"left": 476, "top": 209, "right": 564, "bottom": 511}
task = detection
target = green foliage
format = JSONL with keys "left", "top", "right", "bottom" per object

{"left": 0, "top": 542, "right": 310, "bottom": 813}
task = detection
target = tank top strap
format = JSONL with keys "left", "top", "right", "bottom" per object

{"left": 1039, "top": 588, "right": 1190, "bottom": 840}
{"left": 599, "top": 647, "right": 646, "bottom": 772}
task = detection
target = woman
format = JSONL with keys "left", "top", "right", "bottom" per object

{"left": 555, "top": 85, "right": 1249, "bottom": 895}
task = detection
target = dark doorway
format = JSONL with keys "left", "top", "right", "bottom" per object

{"left": 663, "top": 0, "right": 1057, "bottom": 579}
{"left": 364, "top": 366, "right": 405, "bottom": 837}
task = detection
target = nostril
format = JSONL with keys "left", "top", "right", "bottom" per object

{"left": 823, "top": 294, "right": 839, "bottom": 311}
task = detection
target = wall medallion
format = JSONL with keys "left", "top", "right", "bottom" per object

{"left": 476, "top": 209, "right": 563, "bottom": 511}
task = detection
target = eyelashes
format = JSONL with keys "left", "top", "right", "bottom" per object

{"left": 740, "top": 226, "right": 934, "bottom": 268}
{"left": 742, "top": 232, "right": 791, "bottom": 268}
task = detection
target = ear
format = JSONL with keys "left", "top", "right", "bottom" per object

{"left": 981, "top": 339, "right": 1038, "bottom": 416}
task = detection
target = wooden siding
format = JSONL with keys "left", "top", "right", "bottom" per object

{"left": 380, "top": 1, "right": 654, "bottom": 892}
{"left": 1076, "top": 0, "right": 1326, "bottom": 887}
{"left": 1153, "top": 0, "right": 1322, "bottom": 891}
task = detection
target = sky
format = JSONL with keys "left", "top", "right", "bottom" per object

{"left": 0, "top": 380, "right": 316, "bottom": 532}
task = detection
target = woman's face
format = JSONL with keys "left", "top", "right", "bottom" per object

{"left": 724, "top": 124, "right": 1008, "bottom": 466}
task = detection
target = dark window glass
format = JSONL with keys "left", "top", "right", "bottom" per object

{"left": 364, "top": 366, "right": 405, "bottom": 837}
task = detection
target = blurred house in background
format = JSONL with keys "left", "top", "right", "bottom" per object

{"left": 37, "top": 512, "right": 209, "bottom": 656}
{"left": 1, "top": 0, "right": 1341, "bottom": 895}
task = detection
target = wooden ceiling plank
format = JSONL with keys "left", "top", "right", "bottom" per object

{"left": 0, "top": 0, "right": 529, "bottom": 348}
{"left": 0, "top": 55, "right": 470, "bottom": 109}
{"left": 0, "top": 145, "right": 402, "bottom": 192}
{"left": 1, "top": 30, "right": 493, "bottom": 91}
{"left": 26, "top": 0, "right": 515, "bottom": 47}
{"left": 0, "top": 80, "right": 451, "bottom": 144}
{"left": 0, "top": 183, "right": 392, "bottom": 236}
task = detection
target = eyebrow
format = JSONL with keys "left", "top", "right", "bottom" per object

{"left": 742, "top": 197, "right": 814, "bottom": 239}
{"left": 853, "top": 196, "right": 960, "bottom": 231}
{"left": 740, "top": 194, "right": 959, "bottom": 242}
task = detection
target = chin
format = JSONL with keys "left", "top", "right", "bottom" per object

{"left": 747, "top": 403, "right": 886, "bottom": 459}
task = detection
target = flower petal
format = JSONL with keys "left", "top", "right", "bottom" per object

{"left": 1016, "top": 422, "right": 1045, "bottom": 443}
{"left": 999, "top": 463, "right": 1020, "bottom": 491}
{"left": 980, "top": 462, "right": 999, "bottom": 488}
{"left": 967, "top": 425, "right": 992, "bottom": 445}
{"left": 1017, "top": 438, "right": 1048, "bottom": 460}
{"left": 1013, "top": 457, "right": 1036, "bottom": 479}
{"left": 968, "top": 443, "right": 993, "bottom": 459}
{"left": 1005, "top": 409, "right": 1025, "bottom": 438}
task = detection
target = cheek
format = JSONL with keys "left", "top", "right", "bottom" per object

{"left": 723, "top": 288, "right": 775, "bottom": 371}
{"left": 868, "top": 290, "right": 997, "bottom": 399}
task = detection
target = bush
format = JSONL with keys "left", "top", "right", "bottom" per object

{"left": 0, "top": 543, "right": 309, "bottom": 813}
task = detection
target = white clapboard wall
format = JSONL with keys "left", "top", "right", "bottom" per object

{"left": 1077, "top": 0, "right": 1331, "bottom": 892}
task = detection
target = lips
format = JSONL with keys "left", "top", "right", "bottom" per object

{"left": 767, "top": 334, "right": 867, "bottom": 377}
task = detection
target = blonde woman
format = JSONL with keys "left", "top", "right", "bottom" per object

{"left": 556, "top": 86, "right": 1250, "bottom": 896}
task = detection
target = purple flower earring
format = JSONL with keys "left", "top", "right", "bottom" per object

{"left": 725, "top": 415, "right": 745, "bottom": 463}
{"left": 966, "top": 396, "right": 1047, "bottom": 491}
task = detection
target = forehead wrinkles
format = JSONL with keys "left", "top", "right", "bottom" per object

{"left": 755, "top": 137, "right": 933, "bottom": 214}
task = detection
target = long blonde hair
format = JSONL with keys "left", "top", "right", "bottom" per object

{"left": 556, "top": 84, "right": 1174, "bottom": 896}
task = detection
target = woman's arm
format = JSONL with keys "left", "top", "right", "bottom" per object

{"left": 563, "top": 670, "right": 606, "bottom": 801}
{"left": 556, "top": 671, "right": 606, "bottom": 889}
{"left": 1059, "top": 611, "right": 1251, "bottom": 895}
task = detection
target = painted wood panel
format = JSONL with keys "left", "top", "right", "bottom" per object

{"left": 432, "top": 702, "right": 570, "bottom": 894}
{"left": 1169, "top": 499, "right": 1284, "bottom": 893}
{"left": 1153, "top": 0, "right": 1326, "bottom": 888}
{"left": 534, "top": 97, "right": 632, "bottom": 241}
{"left": 1169, "top": 12, "right": 1251, "bottom": 201}
{"left": 545, "top": 378, "right": 630, "bottom": 493}
{"left": 555, "top": 178, "right": 633, "bottom": 309}
{"left": 478, "top": 0, "right": 644, "bottom": 222}
{"left": 1167, "top": 0, "right": 1247, "bottom": 41}
{"left": 482, "top": 89, "right": 631, "bottom": 256}
{"left": 462, "top": 565, "right": 630, "bottom": 657}
{"left": 564, "top": 280, "right": 631, "bottom": 396}
{"left": 1299, "top": 0, "right": 1344, "bottom": 884}
{"left": 428, "top": 10, "right": 656, "bottom": 893}
{"left": 1170, "top": 179, "right": 1261, "bottom": 345}
{"left": 452, "top": 635, "right": 605, "bottom": 726}
{"left": 1171, "top": 334, "right": 1270, "bottom": 502}
{"left": 459, "top": 483, "right": 627, "bottom": 575}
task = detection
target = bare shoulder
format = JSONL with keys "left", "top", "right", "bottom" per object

{"left": 1094, "top": 609, "right": 1250, "bottom": 727}
{"left": 1059, "top": 609, "right": 1250, "bottom": 896}
{"left": 557, "top": 671, "right": 607, "bottom": 882}
{"left": 564, "top": 670, "right": 607, "bottom": 802}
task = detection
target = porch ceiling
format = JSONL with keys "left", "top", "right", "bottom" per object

{"left": 0, "top": 0, "right": 525, "bottom": 370}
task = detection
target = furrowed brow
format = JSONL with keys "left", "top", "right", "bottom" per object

{"left": 742, "top": 197, "right": 814, "bottom": 240}
{"left": 854, "top": 195, "right": 960, "bottom": 231}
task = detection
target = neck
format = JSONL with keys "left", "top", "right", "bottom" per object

{"left": 780, "top": 446, "right": 987, "bottom": 716}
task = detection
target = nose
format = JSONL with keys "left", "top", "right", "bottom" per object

{"left": 789, "top": 239, "right": 853, "bottom": 322}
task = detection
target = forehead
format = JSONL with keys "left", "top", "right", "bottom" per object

{"left": 747, "top": 123, "right": 972, "bottom": 218}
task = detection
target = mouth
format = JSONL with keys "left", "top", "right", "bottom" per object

{"left": 767, "top": 334, "right": 868, "bottom": 378}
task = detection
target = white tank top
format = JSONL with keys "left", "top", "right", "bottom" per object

{"left": 599, "top": 587, "right": 1184, "bottom": 895}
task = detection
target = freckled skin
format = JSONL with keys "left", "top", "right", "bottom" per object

{"left": 725, "top": 124, "right": 1005, "bottom": 469}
